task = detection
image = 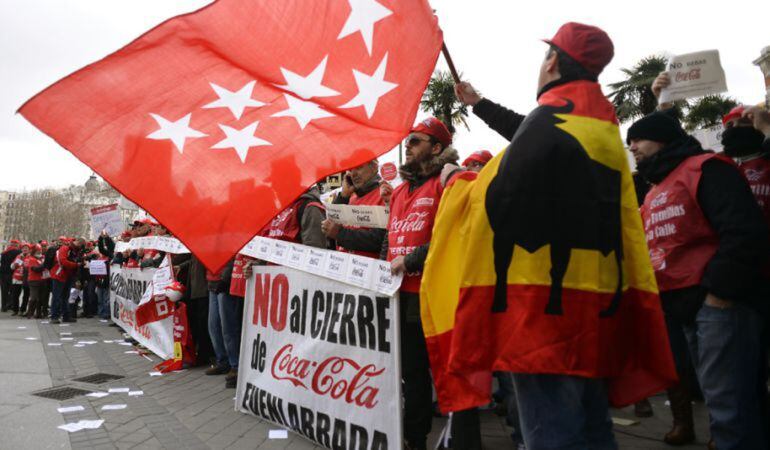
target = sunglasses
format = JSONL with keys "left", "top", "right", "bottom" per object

{"left": 404, "top": 134, "right": 432, "bottom": 147}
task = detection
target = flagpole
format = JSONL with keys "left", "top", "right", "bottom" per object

{"left": 441, "top": 42, "right": 461, "bottom": 83}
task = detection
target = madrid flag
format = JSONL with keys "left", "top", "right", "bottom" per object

{"left": 20, "top": 0, "right": 442, "bottom": 270}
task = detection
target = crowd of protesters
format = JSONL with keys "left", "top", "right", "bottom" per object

{"left": 3, "top": 21, "right": 770, "bottom": 450}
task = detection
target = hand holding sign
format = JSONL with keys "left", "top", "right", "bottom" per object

{"left": 658, "top": 50, "right": 727, "bottom": 104}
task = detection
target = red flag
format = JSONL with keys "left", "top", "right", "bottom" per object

{"left": 20, "top": 0, "right": 442, "bottom": 270}
{"left": 135, "top": 297, "right": 173, "bottom": 327}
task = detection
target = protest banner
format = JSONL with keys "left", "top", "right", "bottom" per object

{"left": 659, "top": 50, "right": 728, "bottom": 103}
{"left": 90, "top": 204, "right": 124, "bottom": 239}
{"left": 325, "top": 204, "right": 390, "bottom": 229}
{"left": 235, "top": 265, "right": 402, "bottom": 449}
{"left": 239, "top": 237, "right": 402, "bottom": 296}
{"left": 109, "top": 264, "right": 174, "bottom": 359}
{"left": 119, "top": 236, "right": 190, "bottom": 254}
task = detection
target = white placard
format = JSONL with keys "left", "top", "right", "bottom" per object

{"left": 236, "top": 266, "right": 401, "bottom": 449}
{"left": 692, "top": 125, "right": 725, "bottom": 153}
{"left": 127, "top": 236, "right": 189, "bottom": 254}
{"left": 90, "top": 204, "right": 124, "bottom": 240}
{"left": 659, "top": 50, "right": 728, "bottom": 103}
{"left": 88, "top": 260, "right": 107, "bottom": 276}
{"left": 325, "top": 204, "right": 389, "bottom": 229}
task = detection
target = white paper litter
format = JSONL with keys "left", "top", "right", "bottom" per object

{"left": 101, "top": 404, "right": 127, "bottom": 411}
{"left": 108, "top": 388, "right": 130, "bottom": 393}
{"left": 124, "top": 350, "right": 139, "bottom": 354}
{"left": 77, "top": 341, "right": 97, "bottom": 345}
{"left": 118, "top": 342, "right": 133, "bottom": 346}
{"left": 25, "top": 337, "right": 37, "bottom": 341}
{"left": 59, "top": 324, "right": 69, "bottom": 327}
{"left": 17, "top": 326, "right": 27, "bottom": 329}
{"left": 47, "top": 343, "right": 63, "bottom": 346}
{"left": 149, "top": 371, "right": 163, "bottom": 377}
{"left": 40, "top": 321, "right": 49, "bottom": 324}
{"left": 128, "top": 391, "right": 143, "bottom": 396}
{"left": 60, "top": 337, "right": 73, "bottom": 341}
{"left": 99, "top": 320, "right": 108, "bottom": 323}
{"left": 59, "top": 332, "right": 71, "bottom": 336}
{"left": 57, "top": 419, "right": 104, "bottom": 433}
{"left": 57, "top": 406, "right": 84, "bottom": 414}
{"left": 73, "top": 344, "right": 85, "bottom": 348}
{"left": 102, "top": 340, "right": 114, "bottom": 343}
{"left": 86, "top": 392, "right": 109, "bottom": 398}
{"left": 269, "top": 429, "right": 289, "bottom": 439}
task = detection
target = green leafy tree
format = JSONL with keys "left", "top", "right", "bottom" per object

{"left": 608, "top": 55, "right": 668, "bottom": 123}
{"left": 420, "top": 70, "right": 469, "bottom": 134}
{"left": 682, "top": 94, "right": 737, "bottom": 131}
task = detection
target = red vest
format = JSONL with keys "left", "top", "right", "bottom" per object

{"left": 11, "top": 255, "right": 25, "bottom": 283}
{"left": 124, "top": 258, "right": 140, "bottom": 269}
{"left": 51, "top": 245, "right": 78, "bottom": 282}
{"left": 260, "top": 198, "right": 325, "bottom": 243}
{"left": 229, "top": 254, "right": 253, "bottom": 298}
{"left": 337, "top": 187, "right": 385, "bottom": 258}
{"left": 24, "top": 256, "right": 44, "bottom": 282}
{"left": 387, "top": 176, "right": 444, "bottom": 293}
{"left": 640, "top": 153, "right": 720, "bottom": 292}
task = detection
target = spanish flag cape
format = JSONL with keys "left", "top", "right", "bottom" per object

{"left": 421, "top": 80, "right": 677, "bottom": 412}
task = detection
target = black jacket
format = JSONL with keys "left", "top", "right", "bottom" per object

{"left": 334, "top": 176, "right": 386, "bottom": 254}
{"left": 98, "top": 235, "right": 116, "bottom": 259}
{"left": 0, "top": 248, "right": 21, "bottom": 275}
{"left": 43, "top": 245, "right": 58, "bottom": 271}
{"left": 639, "top": 136, "right": 770, "bottom": 321}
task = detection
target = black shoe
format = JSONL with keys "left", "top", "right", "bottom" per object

{"left": 226, "top": 377, "right": 237, "bottom": 388}
{"left": 50, "top": 319, "right": 61, "bottom": 324}
{"left": 62, "top": 318, "right": 77, "bottom": 323}
{"left": 205, "top": 365, "right": 230, "bottom": 376}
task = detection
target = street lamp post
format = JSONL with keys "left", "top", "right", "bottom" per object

{"left": 754, "top": 46, "right": 770, "bottom": 109}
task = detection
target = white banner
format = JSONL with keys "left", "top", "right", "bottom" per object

{"left": 109, "top": 265, "right": 174, "bottom": 359}
{"left": 90, "top": 204, "right": 124, "bottom": 240}
{"left": 659, "top": 49, "right": 728, "bottom": 103}
{"left": 236, "top": 266, "right": 401, "bottom": 449}
{"left": 116, "top": 236, "right": 190, "bottom": 254}
{"left": 325, "top": 204, "right": 389, "bottom": 229}
{"left": 239, "top": 237, "right": 402, "bottom": 297}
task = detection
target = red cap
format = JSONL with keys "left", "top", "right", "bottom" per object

{"left": 411, "top": 117, "right": 452, "bottom": 147}
{"left": 544, "top": 22, "right": 614, "bottom": 76}
{"left": 9, "top": 239, "right": 20, "bottom": 245}
{"left": 21, "top": 242, "right": 31, "bottom": 249}
{"left": 33, "top": 244, "right": 42, "bottom": 253}
{"left": 722, "top": 105, "right": 745, "bottom": 125}
{"left": 40, "top": 240, "right": 48, "bottom": 246}
{"left": 57, "top": 235, "right": 67, "bottom": 242}
{"left": 463, "top": 150, "right": 494, "bottom": 167}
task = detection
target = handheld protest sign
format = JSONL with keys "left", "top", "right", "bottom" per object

{"left": 659, "top": 50, "right": 727, "bottom": 103}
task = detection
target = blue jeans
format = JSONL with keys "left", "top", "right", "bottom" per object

{"left": 96, "top": 286, "right": 110, "bottom": 319}
{"left": 683, "top": 302, "right": 766, "bottom": 450}
{"left": 220, "top": 294, "right": 243, "bottom": 369}
{"left": 208, "top": 291, "right": 229, "bottom": 368}
{"left": 50, "top": 279, "right": 72, "bottom": 321}
{"left": 512, "top": 373, "right": 617, "bottom": 450}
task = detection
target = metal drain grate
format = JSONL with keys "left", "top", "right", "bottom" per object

{"left": 72, "top": 373, "right": 125, "bottom": 384}
{"left": 68, "top": 331, "right": 100, "bottom": 337}
{"left": 32, "top": 386, "right": 91, "bottom": 401}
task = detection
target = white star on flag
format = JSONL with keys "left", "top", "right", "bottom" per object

{"left": 211, "top": 121, "right": 271, "bottom": 163}
{"left": 146, "top": 113, "right": 206, "bottom": 154}
{"left": 275, "top": 56, "right": 340, "bottom": 100}
{"left": 337, "top": 0, "right": 393, "bottom": 55}
{"left": 272, "top": 94, "right": 334, "bottom": 130}
{"left": 340, "top": 53, "right": 398, "bottom": 118}
{"left": 202, "top": 81, "right": 266, "bottom": 120}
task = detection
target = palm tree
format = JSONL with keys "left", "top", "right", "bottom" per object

{"left": 420, "top": 70, "right": 469, "bottom": 134}
{"left": 681, "top": 94, "right": 737, "bottom": 131}
{"left": 608, "top": 55, "right": 668, "bottom": 123}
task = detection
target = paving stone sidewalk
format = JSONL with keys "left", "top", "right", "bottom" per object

{"left": 1, "top": 312, "right": 712, "bottom": 449}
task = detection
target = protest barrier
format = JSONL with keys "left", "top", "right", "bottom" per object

{"left": 235, "top": 265, "right": 402, "bottom": 449}
{"left": 109, "top": 264, "right": 174, "bottom": 359}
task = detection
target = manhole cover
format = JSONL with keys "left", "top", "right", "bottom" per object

{"left": 68, "top": 332, "right": 100, "bottom": 337}
{"left": 32, "top": 386, "right": 91, "bottom": 401}
{"left": 72, "top": 373, "right": 125, "bottom": 384}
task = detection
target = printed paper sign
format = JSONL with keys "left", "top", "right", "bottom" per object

{"left": 90, "top": 204, "right": 124, "bottom": 239}
{"left": 325, "top": 204, "right": 389, "bottom": 229}
{"left": 89, "top": 260, "right": 107, "bottom": 276}
{"left": 659, "top": 50, "right": 728, "bottom": 103}
{"left": 691, "top": 125, "right": 724, "bottom": 153}
{"left": 236, "top": 266, "right": 401, "bottom": 449}
{"left": 127, "top": 236, "right": 189, "bottom": 254}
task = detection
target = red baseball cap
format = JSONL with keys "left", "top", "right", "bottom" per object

{"left": 463, "top": 150, "right": 494, "bottom": 167}
{"left": 57, "top": 235, "right": 67, "bottom": 242}
{"left": 10, "top": 239, "right": 20, "bottom": 245}
{"left": 411, "top": 117, "right": 452, "bottom": 147}
{"left": 722, "top": 105, "right": 745, "bottom": 125}
{"left": 544, "top": 22, "right": 614, "bottom": 76}
{"left": 40, "top": 240, "right": 48, "bottom": 246}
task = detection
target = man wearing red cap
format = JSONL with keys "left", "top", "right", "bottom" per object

{"left": 450, "top": 23, "right": 640, "bottom": 449}
{"left": 49, "top": 237, "right": 85, "bottom": 323}
{"left": 383, "top": 116, "right": 458, "bottom": 450}
{"left": 1, "top": 239, "right": 22, "bottom": 312}
{"left": 462, "top": 150, "right": 494, "bottom": 173}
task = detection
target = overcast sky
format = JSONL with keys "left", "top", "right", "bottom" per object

{"left": 1, "top": 0, "right": 767, "bottom": 191}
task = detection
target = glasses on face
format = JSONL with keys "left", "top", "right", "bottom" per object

{"left": 404, "top": 135, "right": 432, "bottom": 147}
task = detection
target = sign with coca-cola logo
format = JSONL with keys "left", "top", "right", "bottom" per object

{"left": 659, "top": 50, "right": 727, "bottom": 103}
{"left": 236, "top": 266, "right": 401, "bottom": 449}
{"left": 380, "top": 162, "right": 398, "bottom": 182}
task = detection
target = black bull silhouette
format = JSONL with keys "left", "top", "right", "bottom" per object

{"left": 485, "top": 101, "right": 623, "bottom": 317}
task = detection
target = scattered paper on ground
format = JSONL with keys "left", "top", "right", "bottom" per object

{"left": 86, "top": 392, "right": 109, "bottom": 398}
{"left": 60, "top": 332, "right": 71, "bottom": 336}
{"left": 17, "top": 326, "right": 27, "bottom": 329}
{"left": 269, "top": 429, "right": 289, "bottom": 439}
{"left": 102, "top": 340, "right": 114, "bottom": 343}
{"left": 149, "top": 371, "right": 163, "bottom": 377}
{"left": 128, "top": 391, "right": 143, "bottom": 396}
{"left": 612, "top": 417, "right": 639, "bottom": 426}
{"left": 101, "top": 404, "right": 127, "bottom": 411}
{"left": 108, "top": 388, "right": 129, "bottom": 393}
{"left": 73, "top": 344, "right": 85, "bottom": 348}
{"left": 99, "top": 320, "right": 109, "bottom": 323}
{"left": 58, "top": 419, "right": 104, "bottom": 432}
{"left": 47, "top": 343, "right": 62, "bottom": 346}
{"left": 57, "top": 406, "right": 84, "bottom": 414}
{"left": 25, "top": 337, "right": 37, "bottom": 341}
{"left": 77, "top": 341, "right": 97, "bottom": 345}
{"left": 61, "top": 337, "right": 73, "bottom": 341}
{"left": 124, "top": 350, "right": 139, "bottom": 354}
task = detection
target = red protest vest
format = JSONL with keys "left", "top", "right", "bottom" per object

{"left": 260, "top": 198, "right": 325, "bottom": 243}
{"left": 229, "top": 254, "right": 253, "bottom": 298}
{"left": 51, "top": 245, "right": 78, "bottom": 282}
{"left": 124, "top": 258, "right": 140, "bottom": 269}
{"left": 24, "top": 256, "right": 44, "bottom": 282}
{"left": 337, "top": 187, "right": 385, "bottom": 258}
{"left": 11, "top": 255, "right": 25, "bottom": 283}
{"left": 736, "top": 156, "right": 770, "bottom": 226}
{"left": 387, "top": 176, "right": 443, "bottom": 293}
{"left": 640, "top": 153, "right": 720, "bottom": 292}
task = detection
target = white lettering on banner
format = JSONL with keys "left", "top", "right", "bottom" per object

{"left": 238, "top": 237, "right": 402, "bottom": 297}
{"left": 325, "top": 204, "right": 389, "bottom": 229}
{"left": 109, "top": 265, "right": 174, "bottom": 359}
{"left": 123, "top": 236, "right": 190, "bottom": 254}
{"left": 236, "top": 266, "right": 401, "bottom": 449}
{"left": 659, "top": 50, "right": 728, "bottom": 103}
